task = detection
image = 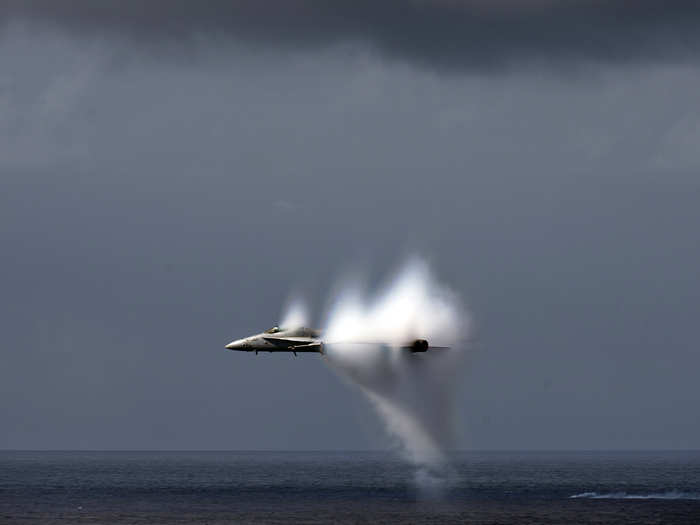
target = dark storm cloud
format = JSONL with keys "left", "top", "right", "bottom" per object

{"left": 2, "top": 0, "right": 700, "bottom": 69}
{"left": 3, "top": 42, "right": 700, "bottom": 449}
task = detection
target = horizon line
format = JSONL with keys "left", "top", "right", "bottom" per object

{"left": 2, "top": 448, "right": 699, "bottom": 453}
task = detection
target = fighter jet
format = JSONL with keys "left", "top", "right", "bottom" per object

{"left": 225, "top": 326, "right": 448, "bottom": 356}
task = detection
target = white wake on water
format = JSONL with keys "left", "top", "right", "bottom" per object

{"left": 570, "top": 491, "right": 700, "bottom": 500}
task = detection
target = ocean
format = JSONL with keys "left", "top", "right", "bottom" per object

{"left": 1, "top": 451, "right": 699, "bottom": 524}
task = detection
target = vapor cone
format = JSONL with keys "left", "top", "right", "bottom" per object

{"left": 322, "top": 257, "right": 471, "bottom": 491}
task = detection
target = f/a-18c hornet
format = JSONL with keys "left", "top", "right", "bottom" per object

{"left": 225, "top": 326, "right": 449, "bottom": 356}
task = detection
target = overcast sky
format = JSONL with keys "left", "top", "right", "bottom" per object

{"left": 1, "top": 1, "right": 699, "bottom": 450}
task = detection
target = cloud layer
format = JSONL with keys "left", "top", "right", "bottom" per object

{"left": 3, "top": 1, "right": 700, "bottom": 69}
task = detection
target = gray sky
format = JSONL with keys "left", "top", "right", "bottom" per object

{"left": 1, "top": 2, "right": 699, "bottom": 450}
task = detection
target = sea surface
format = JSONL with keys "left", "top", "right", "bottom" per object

{"left": 1, "top": 451, "right": 699, "bottom": 524}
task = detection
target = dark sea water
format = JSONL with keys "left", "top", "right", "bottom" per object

{"left": 1, "top": 451, "right": 699, "bottom": 524}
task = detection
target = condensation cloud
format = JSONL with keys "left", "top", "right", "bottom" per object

{"left": 320, "top": 257, "right": 471, "bottom": 491}
{"left": 280, "top": 296, "right": 310, "bottom": 330}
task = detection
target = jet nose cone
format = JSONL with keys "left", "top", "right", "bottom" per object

{"left": 225, "top": 339, "right": 244, "bottom": 350}
{"left": 226, "top": 339, "right": 249, "bottom": 350}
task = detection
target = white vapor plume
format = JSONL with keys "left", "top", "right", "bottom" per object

{"left": 321, "top": 257, "right": 471, "bottom": 492}
{"left": 280, "top": 295, "right": 309, "bottom": 329}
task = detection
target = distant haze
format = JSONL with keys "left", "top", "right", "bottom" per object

{"left": 1, "top": 2, "right": 699, "bottom": 450}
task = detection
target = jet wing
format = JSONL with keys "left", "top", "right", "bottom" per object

{"left": 262, "top": 336, "right": 315, "bottom": 346}
{"left": 262, "top": 336, "right": 323, "bottom": 354}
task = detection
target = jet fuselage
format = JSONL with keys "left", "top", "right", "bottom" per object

{"left": 226, "top": 326, "right": 446, "bottom": 355}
